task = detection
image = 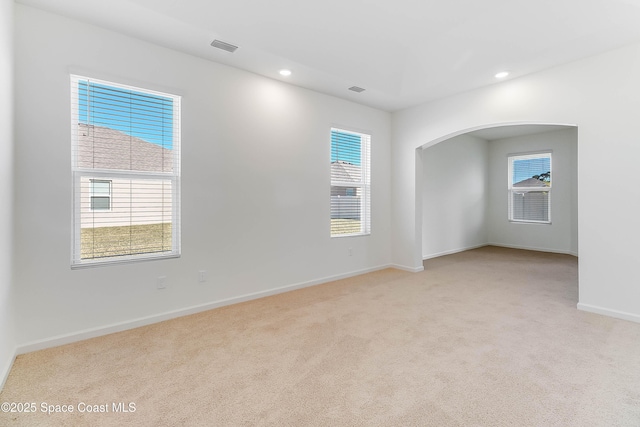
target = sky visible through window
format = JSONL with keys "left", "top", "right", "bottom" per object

{"left": 331, "top": 130, "right": 361, "bottom": 166}
{"left": 78, "top": 81, "right": 174, "bottom": 149}
{"left": 512, "top": 156, "right": 551, "bottom": 184}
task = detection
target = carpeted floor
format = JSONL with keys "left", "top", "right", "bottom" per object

{"left": 2, "top": 246, "right": 640, "bottom": 426}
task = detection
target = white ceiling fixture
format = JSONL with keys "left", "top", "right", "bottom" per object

{"left": 17, "top": 0, "right": 640, "bottom": 112}
{"left": 279, "top": 69, "right": 292, "bottom": 77}
{"left": 495, "top": 71, "right": 510, "bottom": 79}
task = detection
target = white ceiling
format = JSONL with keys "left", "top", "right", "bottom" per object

{"left": 17, "top": 0, "right": 640, "bottom": 112}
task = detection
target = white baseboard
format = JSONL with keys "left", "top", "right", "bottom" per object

{"left": 424, "top": 243, "right": 578, "bottom": 260}
{"left": 487, "top": 242, "right": 578, "bottom": 257}
{"left": 577, "top": 303, "right": 640, "bottom": 324}
{"left": 391, "top": 264, "right": 424, "bottom": 273}
{"left": 0, "top": 347, "right": 17, "bottom": 392}
{"left": 16, "top": 264, "right": 393, "bottom": 355}
{"left": 423, "top": 244, "right": 488, "bottom": 260}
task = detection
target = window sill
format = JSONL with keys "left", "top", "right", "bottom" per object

{"left": 331, "top": 232, "right": 371, "bottom": 238}
{"left": 71, "top": 253, "right": 180, "bottom": 269}
{"left": 508, "top": 220, "right": 552, "bottom": 225}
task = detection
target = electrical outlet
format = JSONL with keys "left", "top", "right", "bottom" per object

{"left": 157, "top": 276, "right": 167, "bottom": 290}
{"left": 198, "top": 270, "right": 207, "bottom": 283}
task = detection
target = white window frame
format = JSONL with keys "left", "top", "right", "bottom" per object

{"left": 70, "top": 75, "right": 181, "bottom": 267}
{"left": 507, "top": 152, "right": 552, "bottom": 224}
{"left": 330, "top": 128, "right": 371, "bottom": 237}
{"left": 90, "top": 179, "right": 112, "bottom": 211}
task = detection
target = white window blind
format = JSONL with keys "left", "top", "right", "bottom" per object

{"left": 71, "top": 75, "right": 181, "bottom": 267}
{"left": 330, "top": 128, "right": 371, "bottom": 237}
{"left": 508, "top": 152, "right": 551, "bottom": 223}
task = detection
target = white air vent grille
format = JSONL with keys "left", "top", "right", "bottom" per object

{"left": 210, "top": 40, "right": 238, "bottom": 53}
{"left": 348, "top": 86, "right": 366, "bottom": 93}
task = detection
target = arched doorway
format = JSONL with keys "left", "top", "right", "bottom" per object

{"left": 417, "top": 122, "right": 577, "bottom": 262}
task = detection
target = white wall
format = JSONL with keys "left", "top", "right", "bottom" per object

{"left": 422, "top": 134, "right": 488, "bottom": 258}
{"left": 487, "top": 129, "right": 578, "bottom": 255}
{"left": 13, "top": 5, "right": 391, "bottom": 348}
{"left": 0, "top": 0, "right": 16, "bottom": 387}
{"left": 392, "top": 41, "right": 640, "bottom": 323}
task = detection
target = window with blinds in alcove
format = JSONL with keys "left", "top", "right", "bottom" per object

{"left": 508, "top": 152, "right": 552, "bottom": 223}
{"left": 70, "top": 75, "right": 181, "bottom": 267}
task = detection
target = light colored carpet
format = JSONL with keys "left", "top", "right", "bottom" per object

{"left": 2, "top": 246, "right": 640, "bottom": 426}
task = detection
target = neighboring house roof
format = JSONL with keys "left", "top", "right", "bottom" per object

{"left": 77, "top": 124, "right": 173, "bottom": 172}
{"left": 513, "top": 177, "right": 550, "bottom": 187}
{"left": 331, "top": 161, "right": 361, "bottom": 183}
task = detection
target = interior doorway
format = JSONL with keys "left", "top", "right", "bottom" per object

{"left": 418, "top": 123, "right": 578, "bottom": 261}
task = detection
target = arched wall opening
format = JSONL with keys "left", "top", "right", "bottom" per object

{"left": 416, "top": 121, "right": 578, "bottom": 265}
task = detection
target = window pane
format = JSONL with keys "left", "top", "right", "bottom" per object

{"left": 91, "top": 196, "right": 110, "bottom": 210}
{"left": 331, "top": 130, "right": 362, "bottom": 182}
{"left": 512, "top": 156, "right": 551, "bottom": 186}
{"left": 331, "top": 186, "right": 361, "bottom": 220}
{"left": 76, "top": 80, "right": 175, "bottom": 173}
{"left": 511, "top": 191, "right": 549, "bottom": 222}
{"left": 78, "top": 81, "right": 174, "bottom": 148}
{"left": 91, "top": 180, "right": 111, "bottom": 195}
{"left": 80, "top": 177, "right": 173, "bottom": 260}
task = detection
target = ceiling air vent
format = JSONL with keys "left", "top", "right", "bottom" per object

{"left": 210, "top": 39, "right": 238, "bottom": 53}
{"left": 348, "top": 86, "right": 366, "bottom": 93}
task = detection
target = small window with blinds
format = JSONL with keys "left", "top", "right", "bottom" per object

{"left": 71, "top": 75, "right": 181, "bottom": 267}
{"left": 508, "top": 152, "right": 551, "bottom": 223}
{"left": 330, "top": 128, "right": 371, "bottom": 237}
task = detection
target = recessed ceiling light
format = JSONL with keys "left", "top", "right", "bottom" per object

{"left": 279, "top": 69, "right": 292, "bottom": 77}
{"left": 348, "top": 86, "right": 366, "bottom": 93}
{"left": 495, "top": 71, "right": 509, "bottom": 79}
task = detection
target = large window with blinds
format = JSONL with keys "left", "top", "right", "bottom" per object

{"left": 71, "top": 75, "right": 181, "bottom": 267}
{"left": 508, "top": 152, "right": 551, "bottom": 223}
{"left": 330, "top": 128, "right": 371, "bottom": 237}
